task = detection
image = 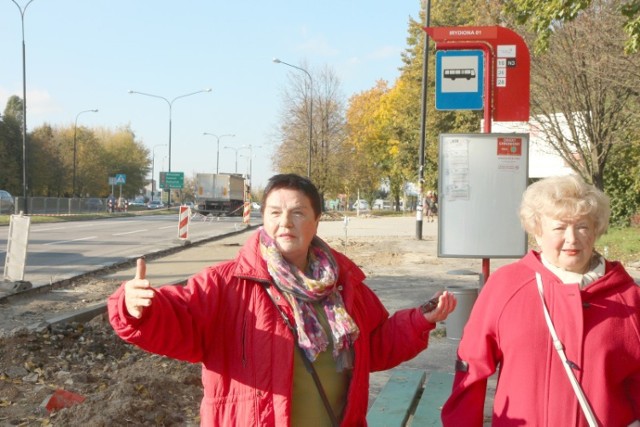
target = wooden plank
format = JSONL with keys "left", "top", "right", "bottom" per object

{"left": 367, "top": 369, "right": 426, "bottom": 427}
{"left": 411, "top": 371, "right": 455, "bottom": 426}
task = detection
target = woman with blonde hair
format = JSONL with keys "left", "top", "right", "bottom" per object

{"left": 442, "top": 174, "right": 640, "bottom": 426}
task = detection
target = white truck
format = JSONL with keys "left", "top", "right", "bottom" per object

{"left": 194, "top": 173, "right": 246, "bottom": 216}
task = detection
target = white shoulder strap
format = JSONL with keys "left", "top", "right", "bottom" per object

{"left": 536, "top": 273, "right": 599, "bottom": 427}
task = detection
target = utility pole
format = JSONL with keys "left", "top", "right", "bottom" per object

{"left": 416, "top": 0, "right": 431, "bottom": 240}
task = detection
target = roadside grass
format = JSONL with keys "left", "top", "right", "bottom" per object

{"left": 596, "top": 226, "right": 640, "bottom": 265}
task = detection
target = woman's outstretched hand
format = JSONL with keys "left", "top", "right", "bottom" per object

{"left": 123, "top": 257, "right": 154, "bottom": 319}
{"left": 423, "top": 291, "right": 457, "bottom": 324}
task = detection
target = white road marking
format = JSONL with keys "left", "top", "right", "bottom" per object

{"left": 112, "top": 229, "right": 149, "bottom": 236}
{"left": 43, "top": 236, "right": 97, "bottom": 246}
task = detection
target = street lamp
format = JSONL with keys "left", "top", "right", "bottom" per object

{"left": 151, "top": 144, "right": 167, "bottom": 201}
{"left": 203, "top": 132, "right": 235, "bottom": 174}
{"left": 223, "top": 146, "right": 243, "bottom": 174}
{"left": 128, "top": 88, "right": 212, "bottom": 205}
{"left": 273, "top": 57, "right": 313, "bottom": 178}
{"left": 73, "top": 109, "right": 98, "bottom": 197}
{"left": 239, "top": 144, "right": 261, "bottom": 187}
{"left": 239, "top": 153, "right": 250, "bottom": 177}
{"left": 11, "top": 0, "right": 37, "bottom": 214}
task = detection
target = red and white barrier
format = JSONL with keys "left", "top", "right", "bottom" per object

{"left": 178, "top": 206, "right": 190, "bottom": 240}
{"left": 243, "top": 202, "right": 251, "bottom": 225}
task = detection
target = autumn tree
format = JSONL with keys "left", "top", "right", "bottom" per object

{"left": 0, "top": 96, "right": 24, "bottom": 194}
{"left": 179, "top": 175, "right": 197, "bottom": 204}
{"left": 605, "top": 139, "right": 640, "bottom": 225}
{"left": 97, "top": 126, "right": 149, "bottom": 198}
{"left": 274, "top": 63, "right": 349, "bottom": 202}
{"left": 382, "top": 0, "right": 640, "bottom": 224}
{"left": 528, "top": 0, "right": 640, "bottom": 190}
{"left": 345, "top": 81, "right": 393, "bottom": 205}
{"left": 273, "top": 61, "right": 314, "bottom": 179}
{"left": 311, "top": 66, "right": 349, "bottom": 201}
{"left": 1, "top": 95, "right": 152, "bottom": 200}
{"left": 29, "top": 124, "right": 68, "bottom": 196}
{"left": 338, "top": 2, "right": 498, "bottom": 210}
{"left": 391, "top": 4, "right": 483, "bottom": 192}
{"left": 505, "top": 0, "right": 640, "bottom": 53}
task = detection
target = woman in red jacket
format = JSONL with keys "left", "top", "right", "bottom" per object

{"left": 109, "top": 173, "right": 457, "bottom": 426}
{"left": 441, "top": 175, "right": 640, "bottom": 426}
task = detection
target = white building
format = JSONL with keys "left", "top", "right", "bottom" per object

{"left": 489, "top": 118, "right": 575, "bottom": 178}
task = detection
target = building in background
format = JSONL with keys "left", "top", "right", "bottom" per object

{"left": 489, "top": 117, "right": 575, "bottom": 178}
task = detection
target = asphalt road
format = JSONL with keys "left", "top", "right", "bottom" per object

{"left": 0, "top": 213, "right": 257, "bottom": 288}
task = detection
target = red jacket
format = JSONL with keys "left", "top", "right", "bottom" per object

{"left": 441, "top": 250, "right": 640, "bottom": 426}
{"left": 109, "top": 231, "right": 435, "bottom": 426}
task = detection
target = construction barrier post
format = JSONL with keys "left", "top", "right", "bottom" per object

{"left": 178, "top": 206, "right": 190, "bottom": 240}
{"left": 243, "top": 202, "right": 251, "bottom": 225}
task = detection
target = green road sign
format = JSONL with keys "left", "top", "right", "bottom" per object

{"left": 159, "top": 171, "right": 184, "bottom": 189}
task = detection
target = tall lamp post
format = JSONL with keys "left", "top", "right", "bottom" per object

{"left": 223, "top": 146, "right": 243, "bottom": 174}
{"left": 11, "top": 0, "right": 36, "bottom": 214}
{"left": 151, "top": 144, "right": 167, "bottom": 201}
{"left": 239, "top": 154, "right": 251, "bottom": 178}
{"left": 128, "top": 88, "right": 212, "bottom": 206}
{"left": 203, "top": 132, "right": 235, "bottom": 174}
{"left": 240, "top": 144, "right": 261, "bottom": 187}
{"left": 273, "top": 58, "right": 313, "bottom": 178}
{"left": 73, "top": 109, "right": 98, "bottom": 197}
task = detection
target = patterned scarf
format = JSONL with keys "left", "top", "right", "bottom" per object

{"left": 259, "top": 227, "right": 359, "bottom": 370}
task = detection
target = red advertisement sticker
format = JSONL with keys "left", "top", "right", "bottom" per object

{"left": 497, "top": 137, "right": 522, "bottom": 156}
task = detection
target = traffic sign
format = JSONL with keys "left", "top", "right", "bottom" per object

{"left": 115, "top": 174, "right": 126, "bottom": 185}
{"left": 160, "top": 171, "right": 184, "bottom": 189}
{"left": 435, "top": 50, "right": 484, "bottom": 111}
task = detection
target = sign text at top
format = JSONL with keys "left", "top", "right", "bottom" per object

{"left": 160, "top": 172, "right": 185, "bottom": 189}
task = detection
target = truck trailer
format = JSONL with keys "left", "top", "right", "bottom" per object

{"left": 194, "top": 173, "right": 246, "bottom": 216}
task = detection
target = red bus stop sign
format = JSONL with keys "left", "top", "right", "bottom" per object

{"left": 424, "top": 26, "right": 530, "bottom": 122}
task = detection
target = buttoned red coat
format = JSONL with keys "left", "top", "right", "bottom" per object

{"left": 441, "top": 250, "right": 640, "bottom": 426}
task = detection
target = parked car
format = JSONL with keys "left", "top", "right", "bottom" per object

{"left": 129, "top": 197, "right": 146, "bottom": 207}
{"left": 147, "top": 200, "right": 165, "bottom": 209}
{"left": 84, "top": 198, "right": 104, "bottom": 212}
{"left": 0, "top": 190, "right": 15, "bottom": 214}
{"left": 373, "top": 199, "right": 392, "bottom": 210}
{"left": 352, "top": 199, "right": 370, "bottom": 210}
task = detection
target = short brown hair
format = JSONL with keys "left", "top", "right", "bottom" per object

{"left": 261, "top": 174, "right": 322, "bottom": 218}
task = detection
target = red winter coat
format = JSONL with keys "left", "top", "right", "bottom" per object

{"left": 441, "top": 250, "right": 640, "bottom": 427}
{"left": 109, "top": 231, "right": 435, "bottom": 426}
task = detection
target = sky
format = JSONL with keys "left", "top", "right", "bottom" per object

{"left": 0, "top": 0, "right": 423, "bottom": 190}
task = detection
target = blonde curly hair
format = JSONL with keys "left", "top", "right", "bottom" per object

{"left": 519, "top": 175, "right": 610, "bottom": 238}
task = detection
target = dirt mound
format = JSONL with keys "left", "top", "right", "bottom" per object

{"left": 0, "top": 315, "right": 202, "bottom": 426}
